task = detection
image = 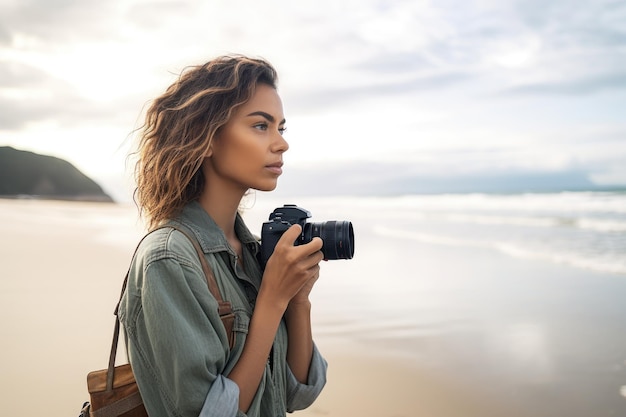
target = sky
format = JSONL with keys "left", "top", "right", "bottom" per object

{"left": 1, "top": 0, "right": 626, "bottom": 200}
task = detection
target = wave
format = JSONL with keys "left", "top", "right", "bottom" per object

{"left": 576, "top": 218, "right": 626, "bottom": 233}
{"left": 493, "top": 242, "right": 626, "bottom": 275}
{"left": 428, "top": 213, "right": 626, "bottom": 233}
{"left": 374, "top": 225, "right": 626, "bottom": 275}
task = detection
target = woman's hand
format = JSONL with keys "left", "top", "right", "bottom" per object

{"left": 230, "top": 224, "right": 323, "bottom": 412}
{"left": 260, "top": 224, "right": 324, "bottom": 310}
{"left": 289, "top": 258, "right": 322, "bottom": 307}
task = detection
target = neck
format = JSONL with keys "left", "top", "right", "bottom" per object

{"left": 198, "top": 182, "right": 246, "bottom": 242}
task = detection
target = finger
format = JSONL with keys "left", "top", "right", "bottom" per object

{"left": 302, "top": 236, "right": 323, "bottom": 251}
{"left": 291, "top": 236, "right": 323, "bottom": 259}
{"left": 276, "top": 226, "right": 324, "bottom": 260}
{"left": 276, "top": 223, "right": 303, "bottom": 247}
{"left": 300, "top": 250, "right": 324, "bottom": 270}
{"left": 305, "top": 263, "right": 321, "bottom": 280}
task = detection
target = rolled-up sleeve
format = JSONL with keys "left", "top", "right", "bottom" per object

{"left": 285, "top": 344, "right": 328, "bottom": 412}
{"left": 199, "top": 375, "right": 239, "bottom": 417}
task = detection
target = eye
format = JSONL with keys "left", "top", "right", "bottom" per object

{"left": 253, "top": 122, "right": 268, "bottom": 131}
{"left": 278, "top": 126, "right": 287, "bottom": 135}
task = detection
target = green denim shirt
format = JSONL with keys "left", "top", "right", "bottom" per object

{"left": 118, "top": 201, "right": 327, "bottom": 417}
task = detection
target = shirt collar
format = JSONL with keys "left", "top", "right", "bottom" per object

{"left": 167, "top": 200, "right": 260, "bottom": 255}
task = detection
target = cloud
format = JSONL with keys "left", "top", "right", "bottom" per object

{"left": 279, "top": 0, "right": 626, "bottom": 112}
{"left": 284, "top": 69, "right": 472, "bottom": 114}
{"left": 125, "top": 1, "right": 197, "bottom": 29}
{"left": 0, "top": 0, "right": 119, "bottom": 44}
{"left": 0, "top": 61, "right": 73, "bottom": 129}
{"left": 502, "top": 71, "right": 626, "bottom": 95}
{"left": 0, "top": 59, "right": 47, "bottom": 88}
{"left": 0, "top": 60, "right": 143, "bottom": 130}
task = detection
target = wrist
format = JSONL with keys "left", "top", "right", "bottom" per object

{"left": 256, "top": 289, "right": 290, "bottom": 318}
{"left": 286, "top": 299, "right": 311, "bottom": 316}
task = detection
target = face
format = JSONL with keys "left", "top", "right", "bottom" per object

{"left": 204, "top": 83, "right": 288, "bottom": 193}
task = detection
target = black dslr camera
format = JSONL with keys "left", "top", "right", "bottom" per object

{"left": 260, "top": 204, "right": 355, "bottom": 266}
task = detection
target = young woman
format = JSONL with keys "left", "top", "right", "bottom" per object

{"left": 119, "top": 55, "right": 327, "bottom": 417}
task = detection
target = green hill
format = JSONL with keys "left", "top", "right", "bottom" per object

{"left": 0, "top": 146, "right": 113, "bottom": 202}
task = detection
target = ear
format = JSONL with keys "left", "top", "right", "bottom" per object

{"left": 205, "top": 132, "right": 220, "bottom": 158}
{"left": 205, "top": 137, "right": 216, "bottom": 158}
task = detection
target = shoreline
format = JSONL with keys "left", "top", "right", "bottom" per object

{"left": 0, "top": 194, "right": 115, "bottom": 203}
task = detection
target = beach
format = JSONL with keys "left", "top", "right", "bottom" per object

{"left": 1, "top": 194, "right": 626, "bottom": 416}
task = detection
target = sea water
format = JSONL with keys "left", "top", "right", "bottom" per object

{"left": 247, "top": 191, "right": 626, "bottom": 276}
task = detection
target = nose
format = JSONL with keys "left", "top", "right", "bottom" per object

{"left": 272, "top": 130, "right": 289, "bottom": 153}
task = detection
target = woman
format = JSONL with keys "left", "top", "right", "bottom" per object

{"left": 119, "top": 55, "right": 328, "bottom": 417}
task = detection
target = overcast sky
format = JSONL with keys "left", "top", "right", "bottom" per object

{"left": 1, "top": 0, "right": 625, "bottom": 198}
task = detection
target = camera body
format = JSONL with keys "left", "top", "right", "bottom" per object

{"left": 260, "top": 204, "right": 354, "bottom": 266}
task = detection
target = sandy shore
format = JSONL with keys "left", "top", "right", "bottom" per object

{"left": 0, "top": 199, "right": 508, "bottom": 417}
{"left": 297, "top": 339, "right": 519, "bottom": 417}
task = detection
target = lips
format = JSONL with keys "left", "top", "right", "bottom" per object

{"left": 266, "top": 161, "right": 283, "bottom": 175}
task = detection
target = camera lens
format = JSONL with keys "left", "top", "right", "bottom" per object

{"left": 303, "top": 221, "right": 355, "bottom": 260}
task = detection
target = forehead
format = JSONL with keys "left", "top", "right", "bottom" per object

{"left": 236, "top": 83, "right": 284, "bottom": 116}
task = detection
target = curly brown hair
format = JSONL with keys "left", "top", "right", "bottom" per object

{"left": 132, "top": 55, "right": 278, "bottom": 229}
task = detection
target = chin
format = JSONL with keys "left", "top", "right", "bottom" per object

{"left": 253, "top": 182, "right": 278, "bottom": 192}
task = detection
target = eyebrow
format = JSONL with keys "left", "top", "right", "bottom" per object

{"left": 246, "top": 111, "right": 286, "bottom": 125}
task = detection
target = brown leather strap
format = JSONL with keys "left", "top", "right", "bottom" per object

{"left": 106, "top": 224, "right": 234, "bottom": 387}
{"left": 89, "top": 390, "right": 143, "bottom": 417}
{"left": 106, "top": 319, "right": 121, "bottom": 391}
{"left": 167, "top": 224, "right": 225, "bottom": 303}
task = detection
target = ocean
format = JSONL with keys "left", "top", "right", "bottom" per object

{"left": 246, "top": 191, "right": 626, "bottom": 275}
